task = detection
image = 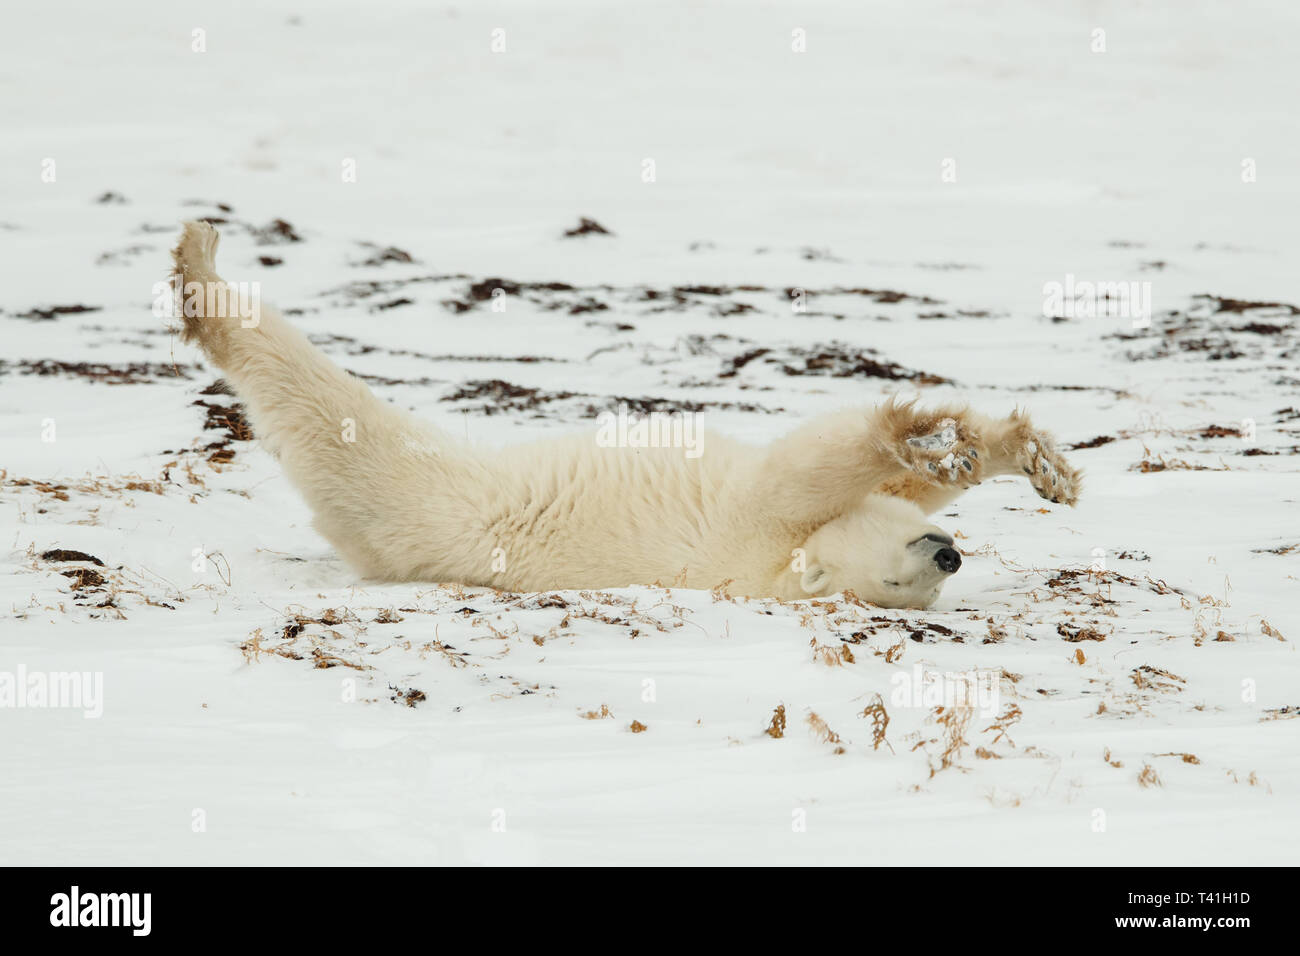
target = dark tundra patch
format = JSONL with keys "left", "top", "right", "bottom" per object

{"left": 563, "top": 217, "right": 613, "bottom": 237}
{"left": 355, "top": 243, "right": 415, "bottom": 266}
{"left": 193, "top": 397, "right": 253, "bottom": 441}
{"left": 61, "top": 567, "right": 106, "bottom": 590}
{"left": 187, "top": 390, "right": 254, "bottom": 463}
{"left": 1195, "top": 294, "right": 1300, "bottom": 315}
{"left": 0, "top": 359, "right": 195, "bottom": 385}
{"left": 440, "top": 379, "right": 581, "bottom": 416}
{"left": 41, "top": 549, "right": 106, "bottom": 566}
{"left": 1067, "top": 435, "right": 1116, "bottom": 450}
{"left": 12, "top": 304, "right": 102, "bottom": 321}
{"left": 1110, "top": 295, "right": 1298, "bottom": 364}
{"left": 251, "top": 218, "right": 302, "bottom": 244}
{"left": 775, "top": 344, "right": 950, "bottom": 385}
{"left": 784, "top": 285, "right": 942, "bottom": 307}
{"left": 1197, "top": 424, "right": 1243, "bottom": 439}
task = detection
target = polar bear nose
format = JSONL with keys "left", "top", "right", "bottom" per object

{"left": 934, "top": 547, "right": 962, "bottom": 574}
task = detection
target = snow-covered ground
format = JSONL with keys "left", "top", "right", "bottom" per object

{"left": 1, "top": 0, "right": 1297, "bottom": 864}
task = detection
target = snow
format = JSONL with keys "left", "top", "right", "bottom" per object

{"left": 1, "top": 0, "right": 1297, "bottom": 864}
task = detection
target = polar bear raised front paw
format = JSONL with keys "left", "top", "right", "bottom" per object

{"left": 1015, "top": 432, "right": 1081, "bottom": 505}
{"left": 898, "top": 415, "right": 985, "bottom": 487}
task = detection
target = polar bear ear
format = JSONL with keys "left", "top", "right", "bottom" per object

{"left": 800, "top": 564, "right": 830, "bottom": 594}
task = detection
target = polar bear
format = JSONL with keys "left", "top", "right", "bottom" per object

{"left": 169, "top": 222, "right": 1080, "bottom": 609}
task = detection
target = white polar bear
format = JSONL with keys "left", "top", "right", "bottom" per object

{"left": 169, "top": 222, "right": 1080, "bottom": 609}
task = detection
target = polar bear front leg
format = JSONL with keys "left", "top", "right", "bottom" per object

{"left": 753, "top": 400, "right": 986, "bottom": 525}
{"left": 888, "top": 406, "right": 987, "bottom": 488}
{"left": 979, "top": 410, "right": 1082, "bottom": 505}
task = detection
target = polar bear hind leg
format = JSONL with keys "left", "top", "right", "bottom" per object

{"left": 169, "top": 221, "right": 484, "bottom": 582}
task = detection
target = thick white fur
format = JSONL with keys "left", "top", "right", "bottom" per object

{"left": 170, "top": 222, "right": 1080, "bottom": 608}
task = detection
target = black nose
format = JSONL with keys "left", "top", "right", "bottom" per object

{"left": 934, "top": 547, "right": 962, "bottom": 573}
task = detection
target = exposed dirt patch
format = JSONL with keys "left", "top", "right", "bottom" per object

{"left": 355, "top": 244, "right": 415, "bottom": 266}
{"left": 440, "top": 379, "right": 580, "bottom": 416}
{"left": 390, "top": 685, "right": 428, "bottom": 707}
{"left": 1198, "top": 424, "right": 1243, "bottom": 439}
{"left": 786, "top": 285, "right": 941, "bottom": 306}
{"left": 40, "top": 549, "right": 105, "bottom": 566}
{"left": 62, "top": 567, "right": 106, "bottom": 589}
{"left": 0, "top": 359, "right": 194, "bottom": 384}
{"left": 1111, "top": 297, "right": 1297, "bottom": 363}
{"left": 438, "top": 378, "right": 781, "bottom": 419}
{"left": 250, "top": 218, "right": 302, "bottom": 244}
{"left": 193, "top": 397, "right": 253, "bottom": 441}
{"left": 12, "top": 304, "right": 102, "bottom": 321}
{"left": 774, "top": 344, "right": 949, "bottom": 384}
{"left": 96, "top": 245, "right": 152, "bottom": 266}
{"left": 563, "top": 217, "right": 613, "bottom": 237}
{"left": 1196, "top": 294, "right": 1299, "bottom": 315}
{"left": 1066, "top": 435, "right": 1116, "bottom": 450}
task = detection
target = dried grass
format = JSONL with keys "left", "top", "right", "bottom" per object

{"left": 859, "top": 694, "right": 892, "bottom": 752}
{"left": 764, "top": 704, "right": 787, "bottom": 739}
{"left": 982, "top": 704, "right": 1022, "bottom": 747}
{"left": 806, "top": 711, "right": 845, "bottom": 753}
{"left": 1154, "top": 751, "right": 1200, "bottom": 764}
{"left": 927, "top": 705, "right": 973, "bottom": 776}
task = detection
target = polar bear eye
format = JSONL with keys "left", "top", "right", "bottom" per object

{"left": 883, "top": 579, "right": 902, "bottom": 587}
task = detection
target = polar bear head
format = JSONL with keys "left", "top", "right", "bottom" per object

{"left": 797, "top": 494, "right": 961, "bottom": 609}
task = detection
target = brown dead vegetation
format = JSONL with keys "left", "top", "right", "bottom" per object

{"left": 859, "top": 694, "right": 892, "bottom": 752}
{"left": 1131, "top": 665, "right": 1186, "bottom": 693}
{"left": 924, "top": 705, "right": 973, "bottom": 776}
{"left": 806, "top": 711, "right": 845, "bottom": 753}
{"left": 764, "top": 704, "right": 787, "bottom": 739}
{"left": 1137, "top": 764, "right": 1163, "bottom": 788}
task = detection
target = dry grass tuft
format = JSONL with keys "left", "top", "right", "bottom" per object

{"left": 1131, "top": 443, "right": 1230, "bottom": 473}
{"left": 811, "top": 637, "right": 854, "bottom": 666}
{"left": 1058, "top": 621, "right": 1109, "bottom": 642}
{"left": 1137, "top": 763, "right": 1163, "bottom": 788}
{"left": 859, "top": 694, "right": 892, "bottom": 752}
{"left": 982, "top": 705, "right": 1023, "bottom": 747}
{"left": 390, "top": 686, "right": 426, "bottom": 707}
{"left": 927, "top": 705, "right": 973, "bottom": 775}
{"left": 580, "top": 704, "right": 614, "bottom": 720}
{"left": 806, "top": 711, "right": 845, "bottom": 753}
{"left": 1131, "top": 665, "right": 1186, "bottom": 693}
{"left": 764, "top": 704, "right": 787, "bottom": 739}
